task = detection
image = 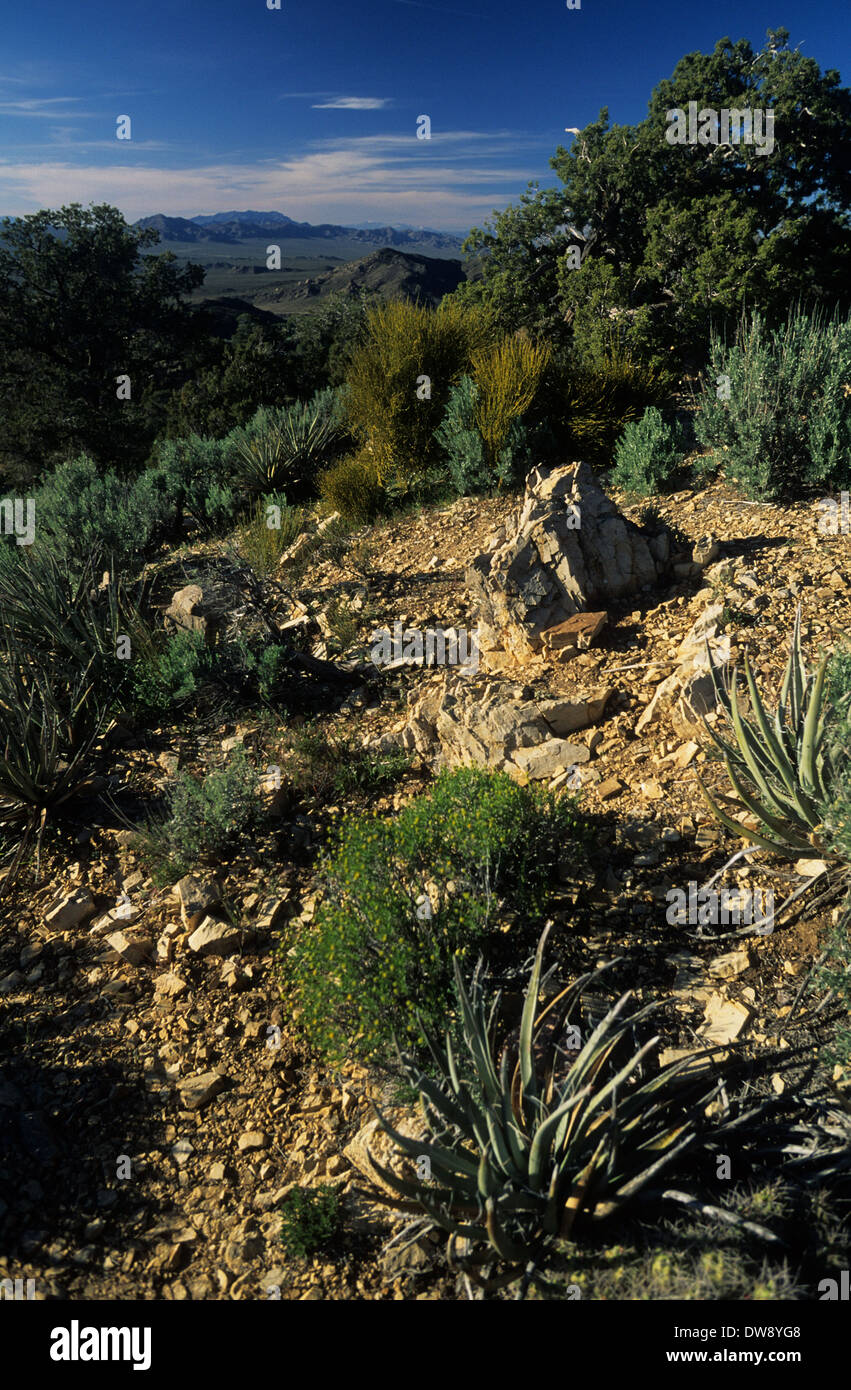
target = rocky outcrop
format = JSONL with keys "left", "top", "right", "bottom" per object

{"left": 467, "top": 460, "right": 669, "bottom": 666}
{"left": 402, "top": 671, "right": 611, "bottom": 780}
{"left": 635, "top": 600, "right": 732, "bottom": 736}
{"left": 165, "top": 583, "right": 230, "bottom": 646}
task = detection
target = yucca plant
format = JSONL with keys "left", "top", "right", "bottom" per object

{"left": 364, "top": 928, "right": 732, "bottom": 1291}
{"left": 0, "top": 641, "right": 111, "bottom": 885}
{"left": 0, "top": 543, "right": 142, "bottom": 687}
{"left": 230, "top": 396, "right": 344, "bottom": 495}
{"left": 0, "top": 549, "right": 140, "bottom": 888}
{"left": 696, "top": 606, "right": 838, "bottom": 863}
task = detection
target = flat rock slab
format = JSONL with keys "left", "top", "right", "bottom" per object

{"left": 698, "top": 994, "right": 752, "bottom": 1046}
{"left": 404, "top": 671, "right": 611, "bottom": 773}
{"left": 541, "top": 610, "right": 608, "bottom": 660}
{"left": 708, "top": 949, "right": 751, "bottom": 980}
{"left": 509, "top": 739, "right": 590, "bottom": 782}
{"left": 178, "top": 1071, "right": 228, "bottom": 1112}
{"left": 187, "top": 918, "right": 240, "bottom": 958}
{"left": 44, "top": 889, "right": 96, "bottom": 931}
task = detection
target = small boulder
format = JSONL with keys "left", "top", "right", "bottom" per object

{"left": 44, "top": 889, "right": 97, "bottom": 931}
{"left": 165, "top": 583, "right": 228, "bottom": 647}
{"left": 105, "top": 931, "right": 153, "bottom": 966}
{"left": 178, "top": 1071, "right": 228, "bottom": 1112}
{"left": 174, "top": 875, "right": 222, "bottom": 930}
{"left": 187, "top": 918, "right": 240, "bottom": 958}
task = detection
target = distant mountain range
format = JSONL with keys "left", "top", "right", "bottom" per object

{"left": 134, "top": 210, "right": 464, "bottom": 252}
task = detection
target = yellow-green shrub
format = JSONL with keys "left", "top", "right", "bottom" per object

{"left": 343, "top": 299, "right": 496, "bottom": 485}
{"left": 318, "top": 449, "right": 384, "bottom": 523}
{"left": 562, "top": 346, "right": 672, "bottom": 462}
{"left": 471, "top": 335, "right": 551, "bottom": 470}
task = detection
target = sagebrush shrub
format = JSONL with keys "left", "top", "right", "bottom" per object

{"left": 35, "top": 454, "right": 175, "bottom": 570}
{"left": 279, "top": 767, "right": 586, "bottom": 1064}
{"left": 610, "top": 406, "right": 686, "bottom": 496}
{"left": 150, "top": 434, "right": 241, "bottom": 528}
{"left": 129, "top": 628, "right": 218, "bottom": 713}
{"left": 695, "top": 307, "right": 851, "bottom": 499}
{"left": 136, "top": 747, "right": 263, "bottom": 883}
{"left": 434, "top": 375, "right": 489, "bottom": 493}
{"left": 130, "top": 623, "right": 291, "bottom": 716}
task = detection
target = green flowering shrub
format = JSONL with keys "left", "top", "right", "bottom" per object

{"left": 280, "top": 767, "right": 586, "bottom": 1065}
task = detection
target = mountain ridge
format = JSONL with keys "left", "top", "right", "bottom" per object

{"left": 134, "top": 211, "right": 463, "bottom": 252}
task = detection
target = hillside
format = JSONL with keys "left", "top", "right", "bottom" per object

{"left": 2, "top": 472, "right": 849, "bottom": 1301}
{"left": 253, "top": 246, "right": 466, "bottom": 314}
{"left": 132, "top": 212, "right": 467, "bottom": 311}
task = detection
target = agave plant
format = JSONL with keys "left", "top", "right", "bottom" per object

{"left": 364, "top": 928, "right": 731, "bottom": 1290}
{"left": 0, "top": 549, "right": 137, "bottom": 887}
{"left": 696, "top": 605, "right": 837, "bottom": 860}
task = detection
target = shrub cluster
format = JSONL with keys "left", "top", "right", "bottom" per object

{"left": 226, "top": 387, "right": 348, "bottom": 497}
{"left": 128, "top": 624, "right": 291, "bottom": 717}
{"left": 342, "top": 298, "right": 496, "bottom": 486}
{"left": 236, "top": 494, "right": 305, "bottom": 577}
{"left": 150, "top": 434, "right": 241, "bottom": 530}
{"left": 557, "top": 345, "right": 673, "bottom": 463}
{"left": 318, "top": 448, "right": 384, "bottom": 523}
{"left": 34, "top": 455, "right": 176, "bottom": 571}
{"left": 278, "top": 1185, "right": 342, "bottom": 1259}
{"left": 435, "top": 336, "right": 551, "bottom": 493}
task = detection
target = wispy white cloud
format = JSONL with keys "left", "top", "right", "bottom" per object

{"left": 0, "top": 140, "right": 540, "bottom": 227}
{"left": 0, "top": 122, "right": 553, "bottom": 226}
{"left": 311, "top": 96, "right": 391, "bottom": 110}
{"left": 0, "top": 96, "right": 95, "bottom": 118}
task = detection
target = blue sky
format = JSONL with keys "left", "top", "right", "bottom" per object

{"left": 1, "top": 1, "right": 849, "bottom": 233}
